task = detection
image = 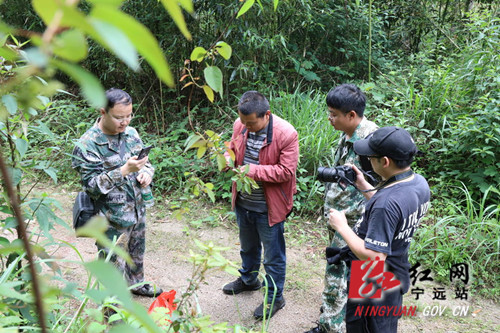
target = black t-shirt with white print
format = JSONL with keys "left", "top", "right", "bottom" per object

{"left": 353, "top": 173, "right": 431, "bottom": 293}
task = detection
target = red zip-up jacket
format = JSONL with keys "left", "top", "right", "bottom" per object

{"left": 227, "top": 114, "right": 299, "bottom": 226}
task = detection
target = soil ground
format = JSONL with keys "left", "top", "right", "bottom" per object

{"left": 21, "top": 186, "right": 500, "bottom": 333}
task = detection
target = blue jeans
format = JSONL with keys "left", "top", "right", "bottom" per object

{"left": 235, "top": 205, "right": 286, "bottom": 302}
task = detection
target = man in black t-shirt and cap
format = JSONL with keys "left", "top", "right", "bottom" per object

{"left": 327, "top": 126, "right": 431, "bottom": 333}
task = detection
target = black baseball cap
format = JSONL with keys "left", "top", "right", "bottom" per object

{"left": 354, "top": 126, "right": 418, "bottom": 160}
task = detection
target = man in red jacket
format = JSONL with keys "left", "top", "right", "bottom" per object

{"left": 222, "top": 91, "right": 299, "bottom": 320}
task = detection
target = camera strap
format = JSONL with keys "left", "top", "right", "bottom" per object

{"left": 360, "top": 169, "right": 414, "bottom": 193}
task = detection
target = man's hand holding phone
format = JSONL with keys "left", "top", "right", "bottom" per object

{"left": 138, "top": 145, "right": 154, "bottom": 160}
{"left": 120, "top": 146, "right": 154, "bottom": 176}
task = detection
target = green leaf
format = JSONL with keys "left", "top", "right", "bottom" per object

{"left": 215, "top": 41, "right": 232, "bottom": 60}
{"left": 90, "top": 5, "right": 173, "bottom": 86}
{"left": 184, "top": 133, "right": 203, "bottom": 151}
{"left": 0, "top": 45, "right": 17, "bottom": 61}
{"left": 190, "top": 46, "right": 207, "bottom": 62}
{"left": 85, "top": 289, "right": 111, "bottom": 304}
{"left": 87, "top": 0, "right": 124, "bottom": 6}
{"left": 206, "top": 188, "right": 215, "bottom": 203}
{"left": 197, "top": 146, "right": 207, "bottom": 158}
{"left": 84, "top": 260, "right": 133, "bottom": 308}
{"left": 76, "top": 216, "right": 132, "bottom": 265}
{"left": 108, "top": 324, "right": 138, "bottom": 333}
{"left": 52, "top": 60, "right": 106, "bottom": 108}
{"left": 274, "top": 0, "right": 279, "bottom": 10}
{"left": 2, "top": 94, "right": 18, "bottom": 115}
{"left": 14, "top": 138, "right": 28, "bottom": 159}
{"left": 159, "top": 0, "right": 192, "bottom": 40}
{"left": 52, "top": 29, "right": 88, "bottom": 62}
{"left": 32, "top": 0, "right": 94, "bottom": 34}
{"left": 204, "top": 66, "right": 223, "bottom": 96}
{"left": 7, "top": 167, "right": 22, "bottom": 187}
{"left": 43, "top": 167, "right": 58, "bottom": 184}
{"left": 216, "top": 154, "right": 226, "bottom": 171}
{"left": 202, "top": 85, "right": 214, "bottom": 102}
{"left": 0, "top": 282, "right": 31, "bottom": 302}
{"left": 237, "top": 0, "right": 255, "bottom": 18}
{"left": 23, "top": 47, "right": 49, "bottom": 68}
{"left": 90, "top": 19, "right": 139, "bottom": 71}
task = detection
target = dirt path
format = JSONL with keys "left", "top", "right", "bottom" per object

{"left": 41, "top": 187, "right": 499, "bottom": 333}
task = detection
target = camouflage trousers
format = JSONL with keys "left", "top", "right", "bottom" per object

{"left": 319, "top": 229, "right": 348, "bottom": 333}
{"left": 97, "top": 212, "right": 146, "bottom": 288}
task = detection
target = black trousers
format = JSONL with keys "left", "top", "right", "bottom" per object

{"left": 345, "top": 289, "right": 402, "bottom": 333}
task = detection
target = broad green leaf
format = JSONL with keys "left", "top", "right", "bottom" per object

{"left": 216, "top": 154, "right": 226, "bottom": 171}
{"left": 32, "top": 0, "right": 94, "bottom": 34}
{"left": 43, "top": 167, "right": 58, "bottom": 184}
{"left": 76, "top": 216, "right": 132, "bottom": 264}
{"left": 0, "top": 241, "right": 24, "bottom": 255}
{"left": 197, "top": 146, "right": 207, "bottom": 158}
{"left": 274, "top": 0, "right": 279, "bottom": 10}
{"left": 37, "top": 95, "right": 51, "bottom": 108}
{"left": 7, "top": 167, "right": 22, "bottom": 187}
{"left": 215, "top": 41, "right": 232, "bottom": 60}
{"left": 0, "top": 21, "right": 12, "bottom": 35}
{"left": 190, "top": 46, "right": 207, "bottom": 62}
{"left": 2, "top": 94, "right": 17, "bottom": 115}
{"left": 184, "top": 133, "right": 203, "bottom": 151}
{"left": 90, "top": 19, "right": 139, "bottom": 71}
{"left": 202, "top": 85, "right": 214, "bottom": 102}
{"left": 159, "top": 0, "right": 192, "bottom": 40}
{"left": 237, "top": 0, "right": 255, "bottom": 18}
{"left": 204, "top": 66, "right": 223, "bottom": 96}
{"left": 87, "top": 0, "right": 124, "bottom": 6}
{"left": 127, "top": 302, "right": 163, "bottom": 333}
{"left": 206, "top": 188, "right": 215, "bottom": 203}
{"left": 0, "top": 282, "right": 31, "bottom": 302}
{"left": 23, "top": 47, "right": 49, "bottom": 68}
{"left": 0, "top": 45, "right": 16, "bottom": 61}
{"left": 85, "top": 288, "right": 111, "bottom": 304}
{"left": 52, "top": 60, "right": 106, "bottom": 108}
{"left": 14, "top": 138, "right": 28, "bottom": 159}
{"left": 53, "top": 29, "right": 88, "bottom": 62}
{"left": 90, "top": 5, "right": 173, "bottom": 86}
{"left": 108, "top": 324, "right": 138, "bottom": 333}
{"left": 84, "top": 260, "right": 133, "bottom": 308}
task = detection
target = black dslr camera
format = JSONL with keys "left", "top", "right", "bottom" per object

{"left": 317, "top": 165, "right": 356, "bottom": 190}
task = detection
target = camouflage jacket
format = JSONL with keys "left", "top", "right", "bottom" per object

{"left": 72, "top": 119, "right": 154, "bottom": 228}
{"left": 324, "top": 117, "right": 378, "bottom": 227}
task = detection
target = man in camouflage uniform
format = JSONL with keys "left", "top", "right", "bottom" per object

{"left": 72, "top": 88, "right": 162, "bottom": 298}
{"left": 305, "top": 84, "right": 378, "bottom": 333}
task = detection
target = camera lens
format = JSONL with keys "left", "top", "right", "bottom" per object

{"left": 317, "top": 166, "right": 339, "bottom": 182}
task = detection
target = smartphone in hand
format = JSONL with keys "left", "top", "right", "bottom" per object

{"left": 137, "top": 145, "right": 154, "bottom": 160}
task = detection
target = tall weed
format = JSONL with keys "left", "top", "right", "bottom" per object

{"left": 269, "top": 88, "right": 339, "bottom": 216}
{"left": 411, "top": 184, "right": 500, "bottom": 299}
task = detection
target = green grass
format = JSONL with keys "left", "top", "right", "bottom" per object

{"left": 411, "top": 184, "right": 500, "bottom": 300}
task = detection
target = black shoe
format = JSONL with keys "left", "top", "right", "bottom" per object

{"left": 222, "top": 277, "right": 261, "bottom": 295}
{"left": 131, "top": 284, "right": 163, "bottom": 297}
{"left": 253, "top": 298, "right": 286, "bottom": 320}
{"left": 304, "top": 324, "right": 326, "bottom": 333}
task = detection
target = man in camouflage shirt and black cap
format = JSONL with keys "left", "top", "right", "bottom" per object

{"left": 306, "top": 84, "right": 378, "bottom": 333}
{"left": 72, "top": 88, "right": 162, "bottom": 298}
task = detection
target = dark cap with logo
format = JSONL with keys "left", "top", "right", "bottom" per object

{"left": 354, "top": 126, "right": 418, "bottom": 160}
